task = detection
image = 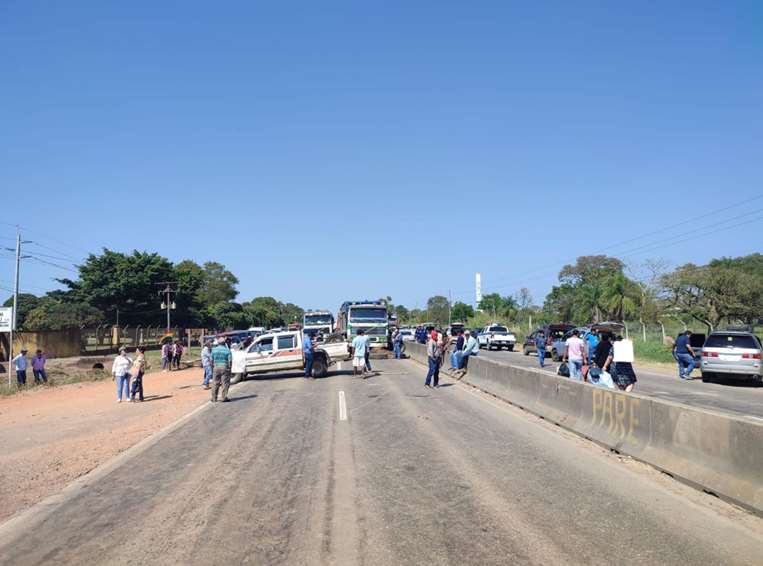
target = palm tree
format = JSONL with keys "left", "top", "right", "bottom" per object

{"left": 601, "top": 272, "right": 637, "bottom": 321}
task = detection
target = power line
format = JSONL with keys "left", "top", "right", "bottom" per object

{"left": 27, "top": 256, "right": 79, "bottom": 273}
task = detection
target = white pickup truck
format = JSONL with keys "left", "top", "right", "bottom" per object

{"left": 230, "top": 330, "right": 350, "bottom": 383}
{"left": 477, "top": 324, "right": 517, "bottom": 351}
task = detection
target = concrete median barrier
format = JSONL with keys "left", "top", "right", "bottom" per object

{"left": 404, "top": 341, "right": 763, "bottom": 515}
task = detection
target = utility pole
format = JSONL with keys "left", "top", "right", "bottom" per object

{"left": 448, "top": 289, "right": 452, "bottom": 326}
{"left": 157, "top": 282, "right": 178, "bottom": 331}
{"left": 5, "top": 229, "right": 30, "bottom": 386}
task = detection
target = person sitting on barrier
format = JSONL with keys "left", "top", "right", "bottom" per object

{"left": 589, "top": 334, "right": 615, "bottom": 389}
{"left": 603, "top": 335, "right": 637, "bottom": 392}
{"left": 455, "top": 331, "right": 479, "bottom": 375}
{"left": 451, "top": 330, "right": 465, "bottom": 369}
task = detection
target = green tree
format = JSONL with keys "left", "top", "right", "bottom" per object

{"left": 198, "top": 262, "right": 239, "bottom": 305}
{"left": 205, "top": 301, "right": 248, "bottom": 330}
{"left": 393, "top": 304, "right": 410, "bottom": 323}
{"left": 3, "top": 293, "right": 41, "bottom": 330}
{"left": 451, "top": 301, "right": 474, "bottom": 322}
{"left": 478, "top": 293, "right": 517, "bottom": 320}
{"left": 60, "top": 249, "right": 174, "bottom": 326}
{"left": 426, "top": 295, "right": 450, "bottom": 326}
{"left": 24, "top": 301, "right": 104, "bottom": 330}
{"left": 600, "top": 271, "right": 638, "bottom": 321}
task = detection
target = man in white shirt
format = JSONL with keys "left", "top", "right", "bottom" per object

{"left": 12, "top": 349, "right": 28, "bottom": 386}
{"left": 563, "top": 329, "right": 586, "bottom": 381}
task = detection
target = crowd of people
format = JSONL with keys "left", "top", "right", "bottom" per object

{"left": 160, "top": 340, "right": 185, "bottom": 371}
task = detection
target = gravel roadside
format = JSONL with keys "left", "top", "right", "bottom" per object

{"left": 0, "top": 366, "right": 209, "bottom": 524}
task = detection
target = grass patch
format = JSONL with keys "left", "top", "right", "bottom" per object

{"left": 633, "top": 339, "right": 676, "bottom": 364}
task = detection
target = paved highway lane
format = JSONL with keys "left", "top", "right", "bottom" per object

{"left": 1, "top": 360, "right": 761, "bottom": 565}
{"left": 477, "top": 347, "right": 763, "bottom": 420}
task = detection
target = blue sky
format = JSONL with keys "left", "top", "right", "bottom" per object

{"left": 1, "top": 1, "right": 761, "bottom": 311}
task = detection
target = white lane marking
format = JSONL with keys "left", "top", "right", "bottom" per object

{"left": 338, "top": 390, "right": 347, "bottom": 421}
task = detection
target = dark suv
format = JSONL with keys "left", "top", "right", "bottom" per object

{"left": 523, "top": 324, "right": 575, "bottom": 357}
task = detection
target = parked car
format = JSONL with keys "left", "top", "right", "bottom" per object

{"left": 700, "top": 330, "right": 763, "bottom": 383}
{"left": 522, "top": 323, "right": 575, "bottom": 357}
{"left": 447, "top": 323, "right": 466, "bottom": 338}
{"left": 398, "top": 328, "right": 415, "bottom": 342}
{"left": 477, "top": 324, "right": 517, "bottom": 351}
{"left": 550, "top": 327, "right": 591, "bottom": 361}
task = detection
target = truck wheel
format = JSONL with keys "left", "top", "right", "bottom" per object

{"left": 231, "top": 372, "right": 245, "bottom": 385}
{"left": 313, "top": 356, "right": 328, "bottom": 378}
{"left": 507, "top": 345, "right": 514, "bottom": 352}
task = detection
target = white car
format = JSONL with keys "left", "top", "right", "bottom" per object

{"left": 478, "top": 325, "right": 517, "bottom": 351}
{"left": 398, "top": 328, "right": 415, "bottom": 342}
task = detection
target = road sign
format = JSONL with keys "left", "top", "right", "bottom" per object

{"left": 0, "top": 307, "right": 12, "bottom": 332}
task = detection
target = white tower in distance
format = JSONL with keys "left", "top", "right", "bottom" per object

{"left": 475, "top": 272, "right": 482, "bottom": 306}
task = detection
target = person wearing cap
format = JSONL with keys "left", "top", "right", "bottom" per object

{"left": 210, "top": 338, "right": 233, "bottom": 402}
{"left": 201, "top": 340, "right": 213, "bottom": 389}
{"left": 31, "top": 349, "right": 48, "bottom": 384}
{"left": 112, "top": 347, "right": 132, "bottom": 403}
{"left": 12, "top": 349, "right": 28, "bottom": 386}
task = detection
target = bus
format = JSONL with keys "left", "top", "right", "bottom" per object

{"left": 337, "top": 300, "right": 389, "bottom": 349}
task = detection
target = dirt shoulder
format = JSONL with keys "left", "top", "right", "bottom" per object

{"left": 0, "top": 366, "right": 209, "bottom": 524}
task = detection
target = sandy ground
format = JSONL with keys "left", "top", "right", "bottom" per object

{"left": 0, "top": 366, "right": 209, "bottom": 524}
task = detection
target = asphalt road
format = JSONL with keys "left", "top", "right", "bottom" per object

{"left": 476, "top": 347, "right": 763, "bottom": 420}
{"left": 1, "top": 359, "right": 761, "bottom": 565}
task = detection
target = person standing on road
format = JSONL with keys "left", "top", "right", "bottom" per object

{"left": 673, "top": 330, "right": 696, "bottom": 380}
{"left": 351, "top": 329, "right": 368, "bottom": 377}
{"left": 12, "top": 349, "right": 28, "bottom": 386}
{"left": 172, "top": 340, "right": 183, "bottom": 370}
{"left": 303, "top": 331, "right": 314, "bottom": 378}
{"left": 32, "top": 349, "right": 48, "bottom": 384}
{"left": 605, "top": 335, "right": 637, "bottom": 392}
{"left": 129, "top": 347, "right": 147, "bottom": 402}
{"left": 364, "top": 333, "right": 373, "bottom": 373}
{"left": 585, "top": 331, "right": 599, "bottom": 366}
{"left": 210, "top": 338, "right": 233, "bottom": 402}
{"left": 201, "top": 340, "right": 213, "bottom": 389}
{"left": 161, "top": 341, "right": 171, "bottom": 372}
{"left": 425, "top": 330, "right": 442, "bottom": 387}
{"left": 112, "top": 347, "right": 132, "bottom": 403}
{"left": 535, "top": 331, "right": 546, "bottom": 368}
{"left": 393, "top": 328, "right": 404, "bottom": 359}
{"left": 563, "top": 329, "right": 585, "bottom": 381}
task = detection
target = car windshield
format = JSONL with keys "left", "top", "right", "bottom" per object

{"left": 489, "top": 326, "right": 508, "bottom": 333}
{"left": 305, "top": 315, "right": 332, "bottom": 325}
{"left": 704, "top": 334, "right": 760, "bottom": 349}
{"left": 349, "top": 307, "right": 387, "bottom": 322}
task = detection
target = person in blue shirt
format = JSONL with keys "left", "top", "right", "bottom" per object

{"left": 585, "top": 331, "right": 599, "bottom": 366}
{"left": 534, "top": 331, "right": 546, "bottom": 368}
{"left": 672, "top": 331, "right": 696, "bottom": 379}
{"left": 210, "top": 339, "right": 233, "bottom": 402}
{"left": 351, "top": 330, "right": 368, "bottom": 377}
{"left": 303, "top": 332, "right": 314, "bottom": 378}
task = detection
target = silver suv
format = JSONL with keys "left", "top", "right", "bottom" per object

{"left": 700, "top": 330, "right": 763, "bottom": 383}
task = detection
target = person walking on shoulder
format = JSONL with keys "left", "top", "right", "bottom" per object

{"left": 425, "top": 330, "right": 442, "bottom": 387}
{"left": 563, "top": 329, "right": 586, "bottom": 381}
{"left": 130, "top": 347, "right": 147, "bottom": 402}
{"left": 12, "top": 349, "right": 28, "bottom": 386}
{"left": 32, "top": 349, "right": 48, "bottom": 384}
{"left": 201, "top": 340, "right": 213, "bottom": 389}
{"left": 112, "top": 347, "right": 132, "bottom": 403}
{"left": 351, "top": 330, "right": 368, "bottom": 377}
{"left": 535, "top": 331, "right": 546, "bottom": 368}
{"left": 673, "top": 331, "right": 696, "bottom": 380}
{"left": 161, "top": 341, "right": 171, "bottom": 372}
{"left": 210, "top": 339, "right": 232, "bottom": 402}
{"left": 172, "top": 340, "right": 183, "bottom": 370}
{"left": 303, "top": 331, "right": 314, "bottom": 378}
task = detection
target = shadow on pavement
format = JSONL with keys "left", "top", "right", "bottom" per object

{"left": 142, "top": 395, "right": 173, "bottom": 402}
{"left": 230, "top": 393, "right": 258, "bottom": 402}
